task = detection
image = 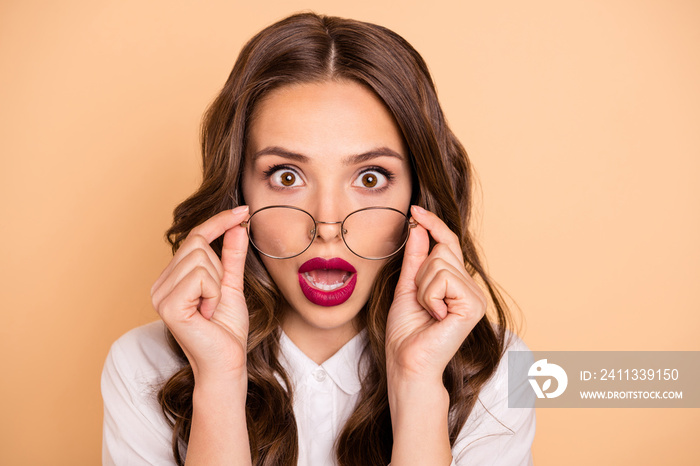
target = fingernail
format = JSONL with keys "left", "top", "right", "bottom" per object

{"left": 412, "top": 205, "right": 426, "bottom": 214}
{"left": 232, "top": 205, "right": 249, "bottom": 214}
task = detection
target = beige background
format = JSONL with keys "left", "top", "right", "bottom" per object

{"left": 1, "top": 0, "right": 698, "bottom": 464}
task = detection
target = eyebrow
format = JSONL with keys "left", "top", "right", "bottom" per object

{"left": 251, "top": 146, "right": 405, "bottom": 165}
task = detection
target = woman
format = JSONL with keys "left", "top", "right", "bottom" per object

{"left": 102, "top": 12, "right": 535, "bottom": 466}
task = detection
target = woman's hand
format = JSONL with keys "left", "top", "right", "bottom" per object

{"left": 385, "top": 205, "right": 487, "bottom": 384}
{"left": 386, "top": 205, "right": 486, "bottom": 465}
{"left": 150, "top": 205, "right": 251, "bottom": 383}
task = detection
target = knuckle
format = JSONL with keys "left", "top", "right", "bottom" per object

{"left": 190, "top": 247, "right": 211, "bottom": 266}
{"left": 186, "top": 224, "right": 203, "bottom": 238}
{"left": 150, "top": 293, "right": 160, "bottom": 312}
{"left": 421, "top": 254, "right": 443, "bottom": 271}
{"left": 433, "top": 243, "right": 451, "bottom": 256}
{"left": 191, "top": 233, "right": 211, "bottom": 249}
{"left": 431, "top": 256, "right": 450, "bottom": 271}
{"left": 185, "top": 232, "right": 208, "bottom": 249}
{"left": 156, "top": 295, "right": 175, "bottom": 320}
{"left": 150, "top": 284, "right": 166, "bottom": 311}
{"left": 191, "top": 265, "right": 212, "bottom": 281}
{"left": 420, "top": 261, "right": 440, "bottom": 281}
{"left": 432, "top": 244, "right": 460, "bottom": 266}
{"left": 434, "top": 266, "right": 453, "bottom": 281}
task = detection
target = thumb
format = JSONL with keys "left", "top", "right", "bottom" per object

{"left": 396, "top": 211, "right": 429, "bottom": 294}
{"left": 220, "top": 207, "right": 250, "bottom": 306}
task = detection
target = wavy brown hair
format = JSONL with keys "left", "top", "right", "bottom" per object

{"left": 158, "top": 12, "right": 513, "bottom": 466}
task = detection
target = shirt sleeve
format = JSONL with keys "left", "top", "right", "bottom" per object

{"left": 101, "top": 322, "right": 182, "bottom": 466}
{"left": 451, "top": 333, "right": 536, "bottom": 465}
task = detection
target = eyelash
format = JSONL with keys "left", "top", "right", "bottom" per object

{"left": 261, "top": 164, "right": 396, "bottom": 191}
{"left": 262, "top": 164, "right": 297, "bottom": 179}
{"left": 357, "top": 166, "right": 394, "bottom": 192}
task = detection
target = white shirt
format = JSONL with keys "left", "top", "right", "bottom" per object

{"left": 102, "top": 321, "right": 535, "bottom": 465}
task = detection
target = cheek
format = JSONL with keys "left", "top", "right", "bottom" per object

{"left": 356, "top": 260, "right": 387, "bottom": 289}
{"left": 260, "top": 256, "right": 293, "bottom": 286}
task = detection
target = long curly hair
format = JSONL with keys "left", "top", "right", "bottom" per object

{"left": 158, "top": 12, "right": 513, "bottom": 465}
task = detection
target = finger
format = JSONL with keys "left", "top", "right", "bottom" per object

{"left": 415, "top": 243, "right": 469, "bottom": 286}
{"left": 396, "top": 213, "right": 430, "bottom": 293}
{"left": 151, "top": 207, "right": 248, "bottom": 295}
{"left": 151, "top": 235, "right": 223, "bottom": 300}
{"left": 417, "top": 266, "right": 477, "bottom": 321}
{"left": 415, "top": 245, "right": 486, "bottom": 303}
{"left": 420, "top": 291, "right": 486, "bottom": 367}
{"left": 410, "top": 205, "right": 464, "bottom": 264}
{"left": 219, "top": 215, "right": 250, "bottom": 307}
{"left": 416, "top": 264, "right": 459, "bottom": 321}
{"left": 190, "top": 205, "right": 250, "bottom": 244}
{"left": 157, "top": 265, "right": 221, "bottom": 325}
{"left": 416, "top": 258, "right": 485, "bottom": 316}
{"left": 157, "top": 268, "right": 222, "bottom": 372}
{"left": 151, "top": 247, "right": 223, "bottom": 310}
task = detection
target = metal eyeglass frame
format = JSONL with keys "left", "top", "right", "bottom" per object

{"left": 240, "top": 205, "right": 417, "bottom": 260}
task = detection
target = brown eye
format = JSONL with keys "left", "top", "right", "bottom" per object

{"left": 361, "top": 173, "right": 377, "bottom": 187}
{"left": 280, "top": 171, "right": 296, "bottom": 186}
{"left": 353, "top": 170, "right": 390, "bottom": 190}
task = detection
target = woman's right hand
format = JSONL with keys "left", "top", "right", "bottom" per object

{"left": 150, "top": 205, "right": 251, "bottom": 382}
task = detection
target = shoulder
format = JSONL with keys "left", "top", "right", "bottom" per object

{"left": 476, "top": 330, "right": 532, "bottom": 410}
{"left": 102, "top": 320, "right": 184, "bottom": 406}
{"left": 101, "top": 321, "right": 184, "bottom": 465}
{"left": 451, "top": 329, "right": 535, "bottom": 465}
{"left": 103, "top": 320, "right": 183, "bottom": 393}
{"left": 107, "top": 320, "right": 180, "bottom": 365}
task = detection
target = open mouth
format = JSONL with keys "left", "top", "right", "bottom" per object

{"left": 298, "top": 257, "right": 357, "bottom": 306}
{"left": 302, "top": 269, "right": 353, "bottom": 291}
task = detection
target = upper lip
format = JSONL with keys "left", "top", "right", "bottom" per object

{"left": 298, "top": 257, "right": 357, "bottom": 274}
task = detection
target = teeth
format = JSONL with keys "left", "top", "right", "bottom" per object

{"left": 304, "top": 272, "right": 348, "bottom": 291}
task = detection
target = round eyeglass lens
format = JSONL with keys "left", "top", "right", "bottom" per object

{"left": 247, "top": 206, "right": 315, "bottom": 259}
{"left": 342, "top": 207, "right": 409, "bottom": 259}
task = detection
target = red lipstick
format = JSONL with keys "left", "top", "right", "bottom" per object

{"left": 298, "top": 257, "right": 357, "bottom": 307}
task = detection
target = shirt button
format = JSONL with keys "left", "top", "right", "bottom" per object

{"left": 313, "top": 368, "right": 327, "bottom": 382}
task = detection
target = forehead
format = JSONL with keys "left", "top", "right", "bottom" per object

{"left": 247, "top": 80, "right": 407, "bottom": 161}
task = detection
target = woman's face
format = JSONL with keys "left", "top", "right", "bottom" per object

{"left": 241, "top": 80, "right": 412, "bottom": 341}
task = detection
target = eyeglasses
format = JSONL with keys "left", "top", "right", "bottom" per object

{"left": 241, "top": 205, "right": 416, "bottom": 260}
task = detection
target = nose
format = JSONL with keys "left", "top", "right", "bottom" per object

{"left": 308, "top": 191, "right": 346, "bottom": 243}
{"left": 314, "top": 219, "right": 343, "bottom": 242}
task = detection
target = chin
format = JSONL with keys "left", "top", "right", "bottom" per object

{"left": 281, "top": 287, "right": 369, "bottom": 333}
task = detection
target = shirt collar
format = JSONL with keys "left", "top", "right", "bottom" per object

{"left": 278, "top": 328, "right": 367, "bottom": 396}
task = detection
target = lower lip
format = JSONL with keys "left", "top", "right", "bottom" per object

{"left": 298, "top": 273, "right": 357, "bottom": 307}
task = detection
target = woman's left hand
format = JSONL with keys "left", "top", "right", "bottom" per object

{"left": 385, "top": 205, "right": 487, "bottom": 383}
